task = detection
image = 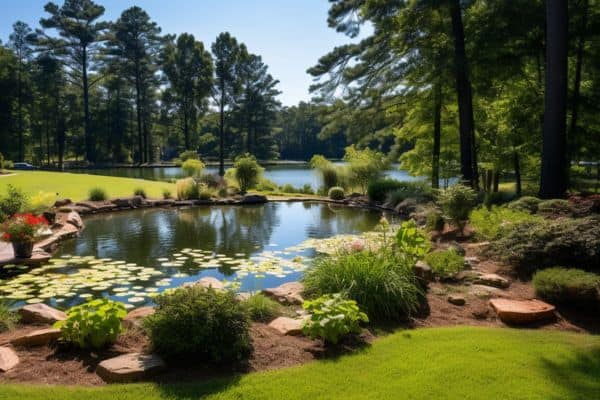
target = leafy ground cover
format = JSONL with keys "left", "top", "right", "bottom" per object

{"left": 1, "top": 327, "right": 598, "bottom": 400}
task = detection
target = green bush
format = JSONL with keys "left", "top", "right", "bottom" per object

{"left": 303, "top": 251, "right": 422, "bottom": 322}
{"left": 367, "top": 179, "right": 405, "bottom": 202}
{"left": 88, "top": 187, "right": 108, "bottom": 201}
{"left": 507, "top": 196, "right": 542, "bottom": 214}
{"left": 310, "top": 155, "right": 344, "bottom": 190}
{"left": 218, "top": 187, "right": 229, "bottom": 198}
{"left": 234, "top": 154, "right": 263, "bottom": 194}
{"left": 302, "top": 293, "right": 368, "bottom": 345}
{"left": 143, "top": 287, "right": 252, "bottom": 364}
{"left": 0, "top": 185, "right": 28, "bottom": 218}
{"left": 425, "top": 208, "right": 445, "bottom": 232}
{"left": 256, "top": 178, "right": 278, "bottom": 192}
{"left": 470, "top": 206, "right": 543, "bottom": 241}
{"left": 54, "top": 299, "right": 126, "bottom": 349}
{"left": 198, "top": 173, "right": 221, "bottom": 189}
{"left": 302, "top": 184, "right": 315, "bottom": 195}
{"left": 396, "top": 219, "right": 431, "bottom": 261}
{"left": 437, "top": 184, "right": 478, "bottom": 234}
{"left": 488, "top": 216, "right": 600, "bottom": 275}
{"left": 368, "top": 179, "right": 431, "bottom": 204}
{"left": 179, "top": 150, "right": 199, "bottom": 162}
{"left": 243, "top": 293, "right": 281, "bottom": 322}
{"left": 0, "top": 301, "right": 18, "bottom": 332}
{"left": 344, "top": 145, "right": 390, "bottom": 194}
{"left": 424, "top": 249, "right": 464, "bottom": 278}
{"left": 176, "top": 178, "right": 199, "bottom": 200}
{"left": 328, "top": 186, "right": 345, "bottom": 200}
{"left": 537, "top": 199, "right": 573, "bottom": 216}
{"left": 133, "top": 188, "right": 147, "bottom": 199}
{"left": 533, "top": 267, "right": 600, "bottom": 308}
{"left": 162, "top": 188, "right": 172, "bottom": 199}
{"left": 182, "top": 159, "right": 205, "bottom": 178}
{"left": 198, "top": 186, "right": 213, "bottom": 201}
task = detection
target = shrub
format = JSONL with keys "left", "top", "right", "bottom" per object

{"left": 302, "top": 294, "right": 368, "bottom": 345}
{"left": 396, "top": 219, "right": 431, "bottom": 261}
{"left": 176, "top": 178, "right": 199, "bottom": 200}
{"left": 488, "top": 216, "right": 600, "bottom": 275}
{"left": 143, "top": 287, "right": 252, "bottom": 364}
{"left": 368, "top": 179, "right": 431, "bottom": 204}
{"left": 54, "top": 299, "right": 126, "bottom": 349}
{"left": 507, "top": 196, "right": 542, "bottom": 214}
{"left": 328, "top": 186, "right": 345, "bottom": 200}
{"left": 310, "top": 155, "right": 344, "bottom": 190}
{"left": 243, "top": 293, "right": 281, "bottom": 322}
{"left": 303, "top": 251, "right": 421, "bottom": 322}
{"left": 179, "top": 150, "right": 199, "bottom": 162}
{"left": 425, "top": 208, "right": 445, "bottom": 232}
{"left": 533, "top": 267, "right": 600, "bottom": 308}
{"left": 437, "top": 184, "right": 478, "bottom": 234}
{"left": 470, "top": 206, "right": 543, "bottom": 241}
{"left": 133, "top": 188, "right": 147, "bottom": 199}
{"left": 162, "top": 188, "right": 172, "bottom": 199}
{"left": 88, "top": 187, "right": 108, "bottom": 201}
{"left": 0, "top": 301, "right": 18, "bottom": 332}
{"left": 0, "top": 185, "right": 28, "bottom": 217}
{"left": 28, "top": 191, "right": 57, "bottom": 214}
{"left": 218, "top": 187, "right": 229, "bottom": 198}
{"left": 537, "top": 199, "right": 573, "bottom": 216}
{"left": 424, "top": 249, "right": 464, "bottom": 278}
{"left": 367, "top": 179, "right": 405, "bottom": 202}
{"left": 280, "top": 183, "right": 296, "bottom": 193}
{"left": 344, "top": 145, "right": 390, "bottom": 194}
{"left": 198, "top": 173, "right": 221, "bottom": 189}
{"left": 302, "top": 184, "right": 314, "bottom": 195}
{"left": 198, "top": 186, "right": 213, "bottom": 200}
{"left": 181, "top": 159, "right": 205, "bottom": 178}
{"left": 234, "top": 154, "right": 263, "bottom": 194}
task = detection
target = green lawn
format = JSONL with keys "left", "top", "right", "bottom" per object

{"left": 0, "top": 171, "right": 175, "bottom": 202}
{"left": 1, "top": 327, "right": 598, "bottom": 400}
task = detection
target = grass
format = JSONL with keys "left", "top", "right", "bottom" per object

{"left": 0, "top": 327, "right": 598, "bottom": 399}
{"left": 0, "top": 171, "right": 175, "bottom": 202}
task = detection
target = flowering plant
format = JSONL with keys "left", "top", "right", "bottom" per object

{"left": 1, "top": 213, "right": 48, "bottom": 243}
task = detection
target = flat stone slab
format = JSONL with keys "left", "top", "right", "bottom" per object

{"left": 263, "top": 282, "right": 304, "bottom": 305}
{"left": 18, "top": 304, "right": 66, "bottom": 324}
{"left": 10, "top": 328, "right": 61, "bottom": 347}
{"left": 474, "top": 273, "right": 510, "bottom": 289}
{"left": 447, "top": 295, "right": 466, "bottom": 306}
{"left": 124, "top": 307, "right": 155, "bottom": 329}
{"left": 96, "top": 353, "right": 166, "bottom": 383}
{"left": 268, "top": 317, "right": 305, "bottom": 336}
{"left": 0, "top": 346, "right": 19, "bottom": 372}
{"left": 490, "top": 299, "right": 556, "bottom": 325}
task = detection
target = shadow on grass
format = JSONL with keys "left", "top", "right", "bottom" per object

{"left": 152, "top": 375, "right": 242, "bottom": 400}
{"left": 540, "top": 347, "right": 600, "bottom": 400}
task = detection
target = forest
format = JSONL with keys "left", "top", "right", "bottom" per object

{"left": 0, "top": 0, "right": 598, "bottom": 198}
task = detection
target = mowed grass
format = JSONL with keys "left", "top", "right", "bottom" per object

{"left": 1, "top": 327, "right": 599, "bottom": 400}
{"left": 0, "top": 171, "right": 175, "bottom": 202}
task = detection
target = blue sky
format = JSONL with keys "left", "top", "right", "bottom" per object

{"left": 0, "top": 0, "right": 361, "bottom": 106}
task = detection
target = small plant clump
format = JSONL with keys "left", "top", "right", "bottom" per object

{"left": 425, "top": 208, "right": 445, "bottom": 232}
{"left": 133, "top": 187, "right": 147, "bottom": 198}
{"left": 176, "top": 177, "right": 200, "bottom": 200}
{"left": 162, "top": 188, "right": 172, "bottom": 199}
{"left": 533, "top": 267, "right": 600, "bottom": 308}
{"left": 0, "top": 185, "right": 28, "bottom": 222}
{"left": 181, "top": 158, "right": 205, "bottom": 178}
{"left": 537, "top": 199, "right": 573, "bottom": 216}
{"left": 470, "top": 206, "right": 543, "bottom": 241}
{"left": 424, "top": 249, "right": 465, "bottom": 279}
{"left": 243, "top": 293, "right": 281, "bottom": 322}
{"left": 54, "top": 299, "right": 127, "bottom": 349}
{"left": 328, "top": 186, "right": 345, "bottom": 200}
{"left": 233, "top": 154, "right": 263, "bottom": 194}
{"left": 302, "top": 293, "right": 368, "bottom": 345}
{"left": 0, "top": 301, "right": 19, "bottom": 332}
{"left": 88, "top": 187, "right": 108, "bottom": 201}
{"left": 437, "top": 184, "right": 478, "bottom": 234}
{"left": 507, "top": 196, "right": 542, "bottom": 214}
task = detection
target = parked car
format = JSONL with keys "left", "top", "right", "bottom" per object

{"left": 12, "top": 162, "right": 38, "bottom": 170}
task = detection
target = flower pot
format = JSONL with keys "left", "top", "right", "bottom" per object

{"left": 12, "top": 241, "right": 34, "bottom": 259}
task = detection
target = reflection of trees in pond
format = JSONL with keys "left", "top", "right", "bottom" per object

{"left": 305, "top": 203, "right": 381, "bottom": 238}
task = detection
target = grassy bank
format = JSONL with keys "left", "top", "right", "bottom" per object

{"left": 0, "top": 171, "right": 175, "bottom": 202}
{"left": 1, "top": 327, "right": 598, "bottom": 400}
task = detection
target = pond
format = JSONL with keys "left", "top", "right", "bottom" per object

{"left": 71, "top": 163, "right": 418, "bottom": 189}
{"left": 0, "top": 203, "right": 392, "bottom": 310}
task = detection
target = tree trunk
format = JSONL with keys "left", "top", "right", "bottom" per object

{"left": 219, "top": 85, "right": 225, "bottom": 176}
{"left": 514, "top": 151, "right": 522, "bottom": 197}
{"left": 449, "top": 0, "right": 477, "bottom": 188}
{"left": 540, "top": 0, "right": 568, "bottom": 199}
{"left": 17, "top": 57, "right": 24, "bottom": 162}
{"left": 432, "top": 81, "right": 442, "bottom": 189}
{"left": 135, "top": 63, "right": 143, "bottom": 165}
{"left": 82, "top": 45, "right": 93, "bottom": 164}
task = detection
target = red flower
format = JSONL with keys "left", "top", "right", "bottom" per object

{"left": 1, "top": 232, "right": 10, "bottom": 241}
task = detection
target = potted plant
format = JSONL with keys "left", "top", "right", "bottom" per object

{"left": 1, "top": 213, "right": 48, "bottom": 258}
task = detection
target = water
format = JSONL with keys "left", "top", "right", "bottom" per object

{"left": 0, "top": 203, "right": 390, "bottom": 309}
{"left": 71, "top": 163, "right": 418, "bottom": 189}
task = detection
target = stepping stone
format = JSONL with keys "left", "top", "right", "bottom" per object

{"left": 96, "top": 353, "right": 165, "bottom": 383}
{"left": 474, "top": 273, "right": 510, "bottom": 289}
{"left": 489, "top": 299, "right": 556, "bottom": 325}
{"left": 18, "top": 304, "right": 67, "bottom": 324}
{"left": 124, "top": 306, "right": 155, "bottom": 329}
{"left": 447, "top": 295, "right": 466, "bottom": 306}
{"left": 10, "top": 328, "right": 61, "bottom": 347}
{"left": 263, "top": 282, "right": 304, "bottom": 305}
{"left": 469, "top": 284, "right": 505, "bottom": 298}
{"left": 268, "top": 317, "right": 305, "bottom": 336}
{"left": 0, "top": 347, "right": 19, "bottom": 372}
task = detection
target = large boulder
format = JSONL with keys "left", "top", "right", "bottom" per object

{"left": 395, "top": 198, "right": 418, "bottom": 216}
{"left": 18, "top": 303, "right": 66, "bottom": 324}
{"left": 10, "top": 328, "right": 61, "bottom": 347}
{"left": 0, "top": 347, "right": 19, "bottom": 372}
{"left": 489, "top": 299, "right": 556, "bottom": 325}
{"left": 263, "top": 282, "right": 304, "bottom": 305}
{"left": 96, "top": 353, "right": 166, "bottom": 383}
{"left": 54, "top": 199, "right": 72, "bottom": 208}
{"left": 65, "top": 211, "right": 84, "bottom": 229}
{"left": 239, "top": 194, "right": 268, "bottom": 205}
{"left": 123, "top": 306, "right": 155, "bottom": 329}
{"left": 268, "top": 317, "right": 305, "bottom": 336}
{"left": 183, "top": 277, "right": 225, "bottom": 291}
{"left": 413, "top": 261, "right": 434, "bottom": 284}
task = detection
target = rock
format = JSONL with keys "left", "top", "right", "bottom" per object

{"left": 18, "top": 303, "right": 66, "bottom": 324}
{"left": 447, "top": 241, "right": 466, "bottom": 256}
{"left": 11, "top": 328, "right": 61, "bottom": 347}
{"left": 394, "top": 198, "right": 418, "bottom": 215}
{"left": 268, "top": 317, "right": 305, "bottom": 336}
{"left": 413, "top": 261, "right": 434, "bottom": 284}
{"left": 239, "top": 194, "right": 268, "bottom": 205}
{"left": 474, "top": 274, "right": 510, "bottom": 289}
{"left": 42, "top": 211, "right": 56, "bottom": 225}
{"left": 65, "top": 211, "right": 84, "bottom": 229}
{"left": 112, "top": 198, "right": 133, "bottom": 208}
{"left": 236, "top": 292, "right": 252, "bottom": 302}
{"left": 489, "top": 299, "right": 556, "bottom": 325}
{"left": 124, "top": 307, "right": 155, "bottom": 329}
{"left": 54, "top": 199, "right": 72, "bottom": 208}
{"left": 130, "top": 196, "right": 145, "bottom": 207}
{"left": 0, "top": 347, "right": 19, "bottom": 372}
{"left": 447, "top": 295, "right": 466, "bottom": 306}
{"left": 193, "top": 277, "right": 225, "bottom": 290}
{"left": 463, "top": 256, "right": 479, "bottom": 270}
{"left": 263, "top": 282, "right": 304, "bottom": 305}
{"left": 472, "top": 306, "right": 490, "bottom": 320}
{"left": 96, "top": 353, "right": 165, "bottom": 383}
{"left": 469, "top": 284, "right": 505, "bottom": 298}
